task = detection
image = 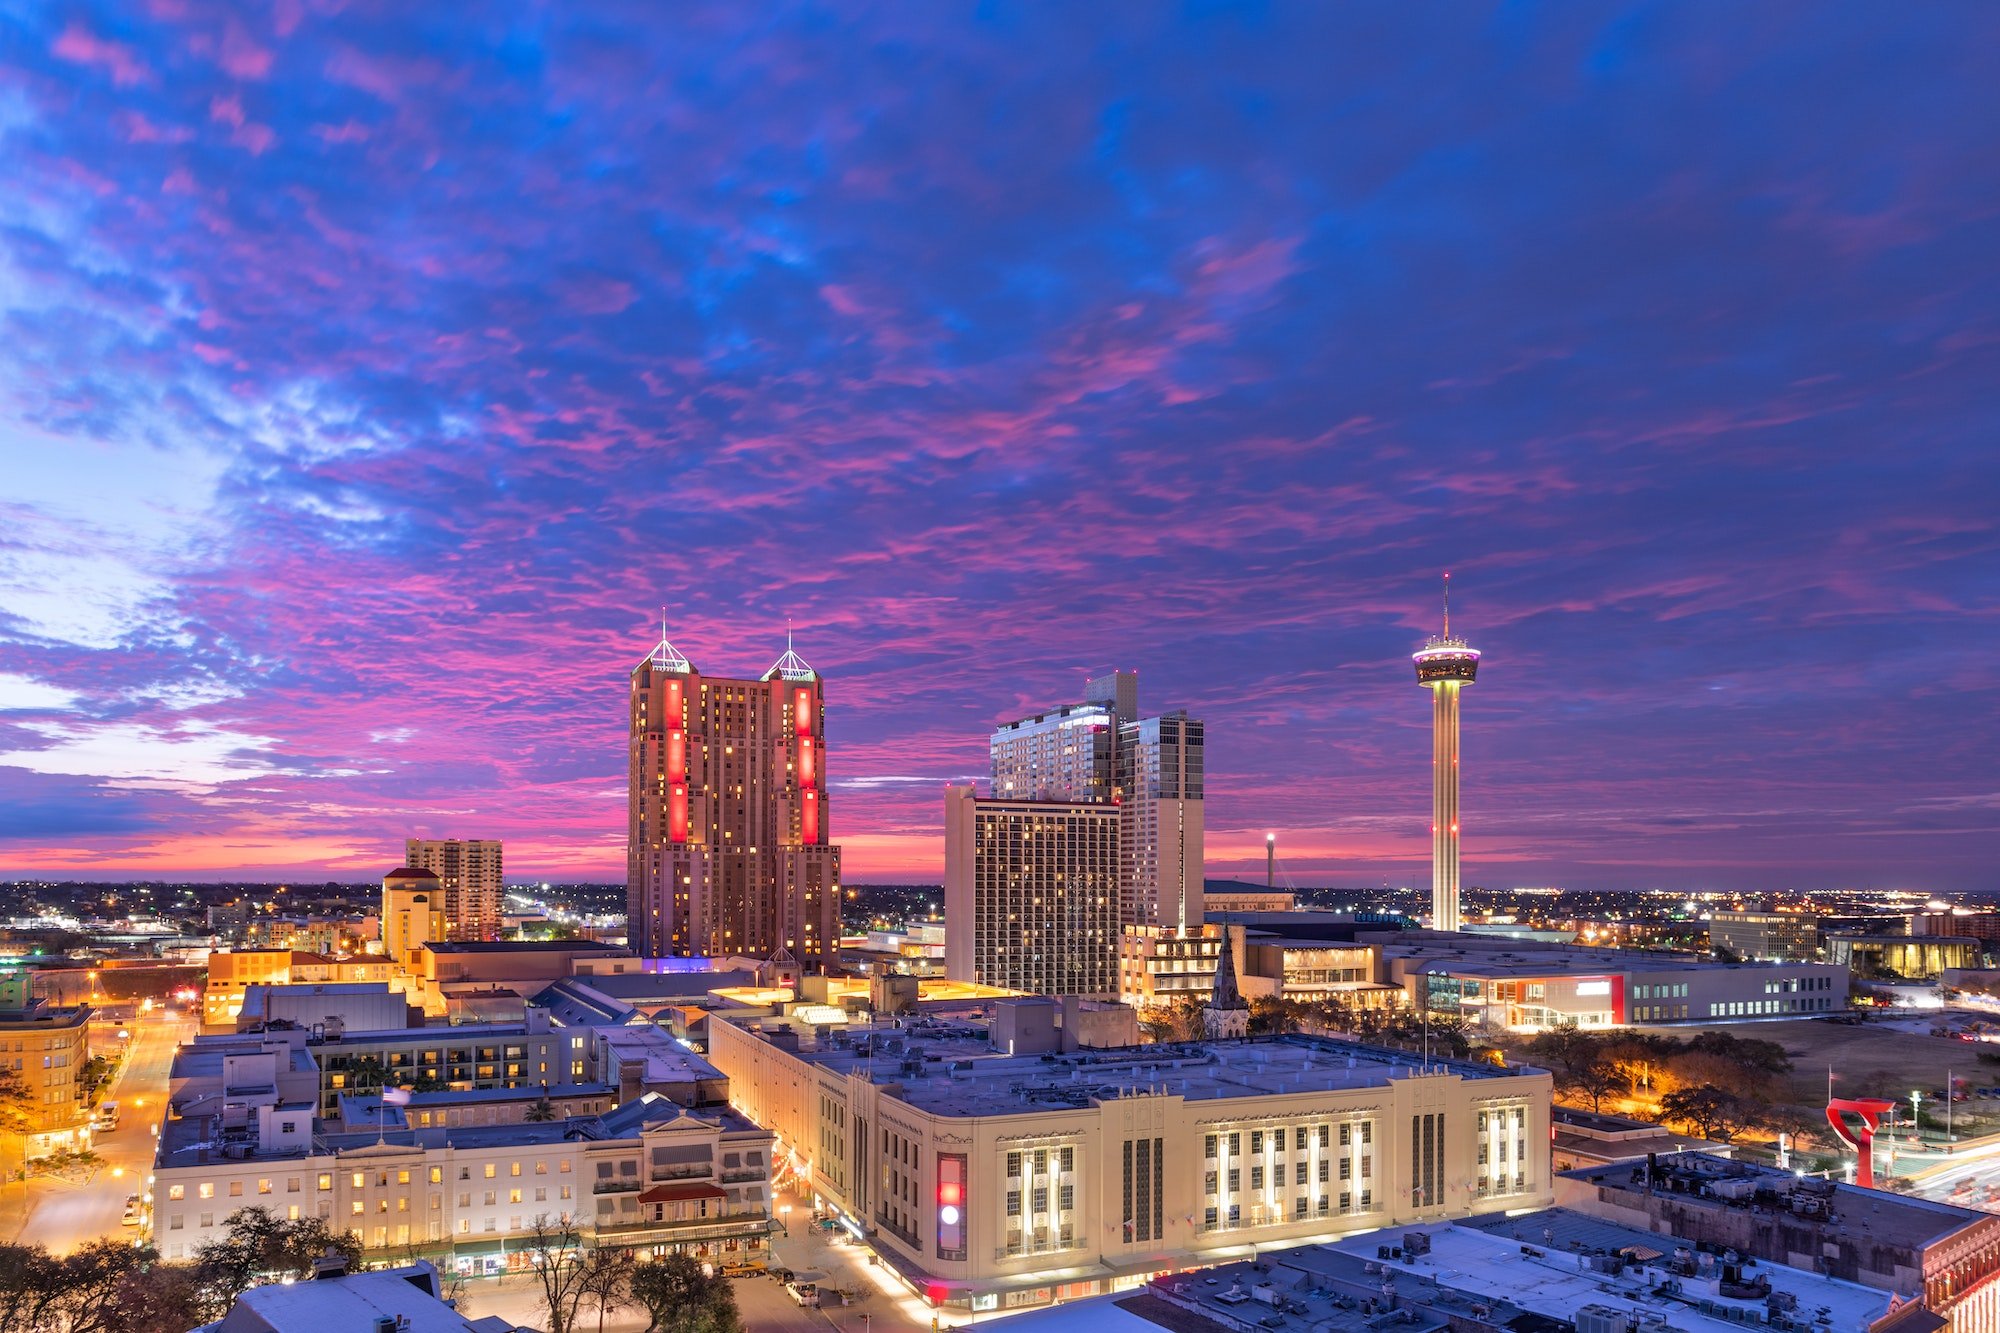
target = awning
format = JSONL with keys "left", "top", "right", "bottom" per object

{"left": 638, "top": 1182, "right": 729, "bottom": 1204}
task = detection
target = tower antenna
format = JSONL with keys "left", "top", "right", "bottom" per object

{"left": 1442, "top": 572, "right": 1450, "bottom": 639}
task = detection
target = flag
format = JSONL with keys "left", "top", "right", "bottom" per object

{"left": 382, "top": 1087, "right": 413, "bottom": 1106}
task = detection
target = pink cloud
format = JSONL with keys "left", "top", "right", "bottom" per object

{"left": 52, "top": 22, "right": 153, "bottom": 87}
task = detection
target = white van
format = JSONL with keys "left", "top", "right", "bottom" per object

{"left": 97, "top": 1100, "right": 119, "bottom": 1129}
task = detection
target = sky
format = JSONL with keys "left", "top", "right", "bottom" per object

{"left": 1, "top": 3, "right": 1997, "bottom": 892}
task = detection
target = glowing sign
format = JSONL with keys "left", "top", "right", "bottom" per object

{"left": 1575, "top": 980, "right": 1611, "bottom": 997}
{"left": 937, "top": 1153, "right": 967, "bottom": 1260}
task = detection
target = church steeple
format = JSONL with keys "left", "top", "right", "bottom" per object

{"left": 1203, "top": 929, "right": 1250, "bottom": 1040}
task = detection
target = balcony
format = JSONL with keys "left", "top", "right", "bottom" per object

{"left": 593, "top": 1179, "right": 643, "bottom": 1195}
{"left": 720, "top": 1169, "right": 764, "bottom": 1184}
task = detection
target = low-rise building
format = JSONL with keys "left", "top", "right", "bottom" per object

{"left": 1383, "top": 934, "right": 1847, "bottom": 1029}
{"left": 153, "top": 1086, "right": 775, "bottom": 1274}
{"left": 204, "top": 951, "right": 408, "bottom": 1029}
{"left": 708, "top": 1002, "right": 1553, "bottom": 1312}
{"left": 1826, "top": 933, "right": 1981, "bottom": 981}
{"left": 1117, "top": 924, "right": 1227, "bottom": 1006}
{"left": 1057, "top": 1205, "right": 1927, "bottom": 1333}
{"left": 237, "top": 981, "right": 419, "bottom": 1034}
{"left": 0, "top": 971, "right": 92, "bottom": 1156}
{"left": 1707, "top": 909, "right": 1821, "bottom": 962}
{"left": 1558, "top": 1152, "right": 2000, "bottom": 1332}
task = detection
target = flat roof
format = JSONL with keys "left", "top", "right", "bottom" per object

{"left": 1341, "top": 1210, "right": 1894, "bottom": 1333}
{"left": 159, "top": 1091, "right": 758, "bottom": 1167}
{"left": 1562, "top": 1152, "right": 1986, "bottom": 1250}
{"left": 724, "top": 1014, "right": 1535, "bottom": 1116}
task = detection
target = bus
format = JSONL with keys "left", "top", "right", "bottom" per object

{"left": 97, "top": 1100, "right": 119, "bottom": 1130}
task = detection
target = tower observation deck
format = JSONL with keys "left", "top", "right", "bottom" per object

{"left": 1413, "top": 575, "right": 1479, "bottom": 933}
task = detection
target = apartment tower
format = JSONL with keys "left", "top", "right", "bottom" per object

{"left": 627, "top": 627, "right": 841, "bottom": 967}
{"left": 403, "top": 838, "right": 503, "bottom": 941}
{"left": 985, "top": 671, "right": 1204, "bottom": 927}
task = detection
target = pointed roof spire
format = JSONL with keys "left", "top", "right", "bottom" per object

{"left": 648, "top": 607, "right": 691, "bottom": 674}
{"left": 1207, "top": 932, "right": 1248, "bottom": 1011}
{"left": 763, "top": 621, "right": 817, "bottom": 682}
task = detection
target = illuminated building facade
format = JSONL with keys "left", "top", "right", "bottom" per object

{"left": 987, "top": 671, "right": 1206, "bottom": 935}
{"left": 627, "top": 629, "right": 841, "bottom": 967}
{"left": 710, "top": 1008, "right": 1553, "bottom": 1313}
{"left": 403, "top": 838, "right": 504, "bottom": 942}
{"left": 944, "top": 788, "right": 1121, "bottom": 996}
{"left": 1413, "top": 576, "right": 1478, "bottom": 933}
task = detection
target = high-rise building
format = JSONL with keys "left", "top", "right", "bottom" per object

{"left": 944, "top": 786, "right": 1121, "bottom": 995}
{"left": 403, "top": 838, "right": 503, "bottom": 941}
{"left": 1119, "top": 710, "right": 1204, "bottom": 931}
{"left": 1413, "top": 576, "right": 1479, "bottom": 933}
{"left": 985, "top": 670, "right": 1205, "bottom": 935}
{"left": 627, "top": 628, "right": 841, "bottom": 967}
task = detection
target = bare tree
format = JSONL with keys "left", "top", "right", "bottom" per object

{"left": 522, "top": 1213, "right": 593, "bottom": 1333}
{"left": 578, "top": 1246, "right": 636, "bottom": 1333}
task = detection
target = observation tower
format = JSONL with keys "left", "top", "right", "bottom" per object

{"left": 1413, "top": 574, "right": 1479, "bottom": 933}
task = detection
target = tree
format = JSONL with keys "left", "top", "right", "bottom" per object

{"left": 522, "top": 1213, "right": 593, "bottom": 1333}
{"left": 35, "top": 1147, "right": 102, "bottom": 1179}
{"left": 525, "top": 1095, "right": 559, "bottom": 1123}
{"left": 1139, "top": 996, "right": 1204, "bottom": 1044}
{"left": 76, "top": 1057, "right": 114, "bottom": 1107}
{"left": 0, "top": 1067, "right": 33, "bottom": 1216}
{"left": 1656, "top": 1084, "right": 1766, "bottom": 1143}
{"left": 577, "top": 1245, "right": 636, "bottom": 1333}
{"left": 192, "top": 1207, "right": 363, "bottom": 1310}
{"left": 629, "top": 1251, "right": 743, "bottom": 1333}
{"left": 0, "top": 1239, "right": 155, "bottom": 1333}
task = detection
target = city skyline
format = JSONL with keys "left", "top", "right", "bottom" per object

{"left": 3, "top": 6, "right": 1998, "bottom": 891}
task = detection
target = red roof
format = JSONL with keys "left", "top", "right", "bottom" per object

{"left": 385, "top": 866, "right": 439, "bottom": 880}
{"left": 637, "top": 1182, "right": 728, "bottom": 1205}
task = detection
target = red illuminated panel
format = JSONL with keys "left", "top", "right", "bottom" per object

{"left": 802, "top": 789, "right": 818, "bottom": 844}
{"left": 799, "top": 736, "right": 815, "bottom": 787}
{"left": 669, "top": 786, "right": 688, "bottom": 843}
{"left": 794, "top": 688, "right": 811, "bottom": 736}
{"left": 936, "top": 1153, "right": 966, "bottom": 1260}
{"left": 664, "top": 679, "right": 682, "bottom": 717}
{"left": 666, "top": 732, "right": 686, "bottom": 784}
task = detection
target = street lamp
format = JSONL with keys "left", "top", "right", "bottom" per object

{"left": 1911, "top": 1090, "right": 1923, "bottom": 1142}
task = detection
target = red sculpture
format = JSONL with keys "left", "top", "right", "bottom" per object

{"left": 1826, "top": 1096, "right": 1899, "bottom": 1187}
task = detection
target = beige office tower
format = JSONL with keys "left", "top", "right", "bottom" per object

{"left": 403, "top": 838, "right": 503, "bottom": 941}
{"left": 381, "top": 866, "right": 445, "bottom": 965}
{"left": 627, "top": 628, "right": 841, "bottom": 968}
{"left": 944, "top": 786, "right": 1120, "bottom": 996}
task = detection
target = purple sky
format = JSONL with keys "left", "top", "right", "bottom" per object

{"left": 2, "top": 4, "right": 1997, "bottom": 891}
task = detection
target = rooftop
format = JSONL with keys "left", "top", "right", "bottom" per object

{"left": 1384, "top": 935, "right": 1836, "bottom": 977}
{"left": 724, "top": 1013, "right": 1534, "bottom": 1116}
{"left": 200, "top": 1260, "right": 524, "bottom": 1333}
{"left": 161, "top": 1090, "right": 759, "bottom": 1168}
{"left": 1563, "top": 1152, "right": 1989, "bottom": 1251}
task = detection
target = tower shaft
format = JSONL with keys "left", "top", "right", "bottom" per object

{"left": 1430, "top": 680, "right": 1462, "bottom": 932}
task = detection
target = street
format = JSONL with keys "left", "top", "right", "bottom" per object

{"left": 2, "top": 1005, "right": 194, "bottom": 1252}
